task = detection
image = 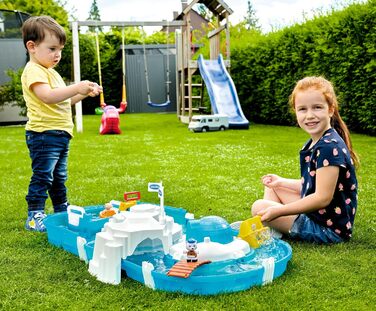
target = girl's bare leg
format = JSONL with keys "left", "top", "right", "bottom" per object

{"left": 263, "top": 186, "right": 300, "bottom": 204}
{"left": 252, "top": 186, "right": 301, "bottom": 234}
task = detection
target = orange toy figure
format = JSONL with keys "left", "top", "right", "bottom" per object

{"left": 99, "top": 203, "right": 116, "bottom": 218}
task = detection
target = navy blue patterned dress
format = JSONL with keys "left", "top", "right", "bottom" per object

{"left": 300, "top": 128, "right": 358, "bottom": 240}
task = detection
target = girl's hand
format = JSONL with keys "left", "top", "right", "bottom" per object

{"left": 257, "top": 205, "right": 281, "bottom": 222}
{"left": 261, "top": 174, "right": 282, "bottom": 188}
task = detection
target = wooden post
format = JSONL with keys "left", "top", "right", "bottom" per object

{"left": 209, "top": 14, "right": 221, "bottom": 60}
{"left": 175, "top": 30, "right": 182, "bottom": 119}
{"left": 187, "top": 13, "right": 193, "bottom": 121}
{"left": 225, "top": 12, "right": 230, "bottom": 60}
{"left": 180, "top": 20, "right": 187, "bottom": 117}
{"left": 71, "top": 21, "right": 83, "bottom": 133}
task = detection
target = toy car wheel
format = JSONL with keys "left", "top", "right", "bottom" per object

{"left": 202, "top": 127, "right": 208, "bottom": 132}
{"left": 219, "top": 126, "right": 225, "bottom": 131}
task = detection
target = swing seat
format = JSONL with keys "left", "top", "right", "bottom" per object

{"left": 147, "top": 100, "right": 170, "bottom": 108}
{"left": 117, "top": 101, "right": 127, "bottom": 113}
{"left": 95, "top": 107, "right": 104, "bottom": 115}
{"left": 99, "top": 105, "right": 121, "bottom": 135}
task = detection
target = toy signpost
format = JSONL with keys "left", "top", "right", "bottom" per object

{"left": 148, "top": 181, "right": 164, "bottom": 211}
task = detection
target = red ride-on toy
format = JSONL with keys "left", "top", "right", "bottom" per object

{"left": 99, "top": 105, "right": 121, "bottom": 135}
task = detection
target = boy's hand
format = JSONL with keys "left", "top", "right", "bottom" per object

{"left": 77, "top": 81, "right": 102, "bottom": 97}
{"left": 88, "top": 83, "right": 103, "bottom": 97}
{"left": 77, "top": 80, "right": 94, "bottom": 95}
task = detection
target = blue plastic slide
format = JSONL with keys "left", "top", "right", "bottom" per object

{"left": 198, "top": 54, "right": 249, "bottom": 129}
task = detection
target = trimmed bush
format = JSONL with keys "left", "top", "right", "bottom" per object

{"left": 231, "top": 1, "right": 376, "bottom": 135}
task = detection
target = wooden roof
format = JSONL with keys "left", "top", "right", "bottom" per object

{"left": 183, "top": 0, "right": 233, "bottom": 21}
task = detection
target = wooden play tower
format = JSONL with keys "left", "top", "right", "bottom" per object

{"left": 176, "top": 0, "right": 233, "bottom": 123}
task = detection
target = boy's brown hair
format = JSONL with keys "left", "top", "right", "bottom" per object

{"left": 22, "top": 15, "right": 66, "bottom": 48}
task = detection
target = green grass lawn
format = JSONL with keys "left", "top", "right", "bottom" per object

{"left": 1, "top": 113, "right": 375, "bottom": 310}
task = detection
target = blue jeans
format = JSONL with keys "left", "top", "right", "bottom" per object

{"left": 289, "top": 214, "right": 343, "bottom": 244}
{"left": 26, "top": 130, "right": 71, "bottom": 213}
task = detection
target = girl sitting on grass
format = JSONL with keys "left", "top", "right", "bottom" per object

{"left": 252, "top": 76, "right": 359, "bottom": 243}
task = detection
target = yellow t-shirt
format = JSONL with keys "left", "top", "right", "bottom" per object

{"left": 21, "top": 62, "right": 74, "bottom": 136}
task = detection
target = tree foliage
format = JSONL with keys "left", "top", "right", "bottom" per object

{"left": 0, "top": 68, "right": 25, "bottom": 114}
{"left": 244, "top": 0, "right": 260, "bottom": 30}
{"left": 0, "top": 0, "right": 69, "bottom": 28}
{"left": 231, "top": 0, "right": 376, "bottom": 135}
{"left": 87, "top": 0, "right": 100, "bottom": 21}
{"left": 87, "top": 0, "right": 102, "bottom": 32}
{"left": 195, "top": 4, "right": 214, "bottom": 22}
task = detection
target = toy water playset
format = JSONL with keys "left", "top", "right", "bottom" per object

{"left": 44, "top": 182, "right": 292, "bottom": 295}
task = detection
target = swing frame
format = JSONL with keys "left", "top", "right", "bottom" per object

{"left": 72, "top": 20, "right": 184, "bottom": 132}
{"left": 72, "top": 1, "right": 233, "bottom": 132}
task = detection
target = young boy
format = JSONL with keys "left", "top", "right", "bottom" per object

{"left": 21, "top": 16, "right": 102, "bottom": 232}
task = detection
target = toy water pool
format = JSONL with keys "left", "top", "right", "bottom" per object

{"left": 44, "top": 203, "right": 292, "bottom": 295}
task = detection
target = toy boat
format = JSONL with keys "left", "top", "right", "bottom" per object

{"left": 44, "top": 201, "right": 292, "bottom": 295}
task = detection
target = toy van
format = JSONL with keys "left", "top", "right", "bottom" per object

{"left": 188, "top": 115, "right": 229, "bottom": 132}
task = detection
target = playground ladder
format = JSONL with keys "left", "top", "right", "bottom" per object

{"left": 182, "top": 79, "right": 207, "bottom": 113}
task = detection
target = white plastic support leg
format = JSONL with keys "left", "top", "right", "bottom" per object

{"left": 88, "top": 231, "right": 123, "bottom": 285}
{"left": 142, "top": 261, "right": 155, "bottom": 289}
{"left": 87, "top": 241, "right": 122, "bottom": 285}
{"left": 89, "top": 232, "right": 112, "bottom": 273}
{"left": 77, "top": 236, "right": 88, "bottom": 263}
{"left": 262, "top": 257, "right": 275, "bottom": 285}
{"left": 98, "top": 241, "right": 123, "bottom": 285}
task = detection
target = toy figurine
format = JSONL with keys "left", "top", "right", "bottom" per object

{"left": 185, "top": 238, "right": 198, "bottom": 262}
{"left": 99, "top": 203, "right": 117, "bottom": 218}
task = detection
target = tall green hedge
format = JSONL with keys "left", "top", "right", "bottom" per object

{"left": 231, "top": 0, "right": 376, "bottom": 135}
